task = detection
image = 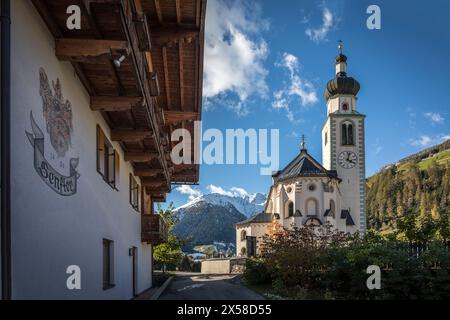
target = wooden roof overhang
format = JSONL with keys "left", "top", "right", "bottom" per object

{"left": 33, "top": 0, "right": 206, "bottom": 201}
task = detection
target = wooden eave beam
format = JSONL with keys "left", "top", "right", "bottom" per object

{"left": 195, "top": 0, "right": 206, "bottom": 115}
{"left": 107, "top": 59, "right": 126, "bottom": 96}
{"left": 134, "top": 168, "right": 162, "bottom": 177}
{"left": 154, "top": 0, "right": 163, "bottom": 24}
{"left": 149, "top": 193, "right": 167, "bottom": 202}
{"left": 32, "top": 1, "right": 97, "bottom": 95}
{"left": 162, "top": 47, "right": 171, "bottom": 108}
{"left": 90, "top": 96, "right": 143, "bottom": 112}
{"left": 32, "top": 0, "right": 63, "bottom": 38}
{"left": 195, "top": 0, "right": 201, "bottom": 29}
{"left": 79, "top": 0, "right": 103, "bottom": 38}
{"left": 151, "top": 29, "right": 199, "bottom": 46}
{"left": 146, "top": 185, "right": 170, "bottom": 193}
{"left": 179, "top": 42, "right": 185, "bottom": 111}
{"left": 111, "top": 130, "right": 153, "bottom": 142}
{"left": 141, "top": 179, "right": 168, "bottom": 188}
{"left": 55, "top": 39, "right": 128, "bottom": 61}
{"left": 175, "top": 0, "right": 182, "bottom": 25}
{"left": 120, "top": 0, "right": 172, "bottom": 185}
{"left": 163, "top": 111, "right": 198, "bottom": 125}
{"left": 125, "top": 152, "right": 159, "bottom": 162}
{"left": 171, "top": 177, "right": 196, "bottom": 183}
{"left": 132, "top": 0, "right": 144, "bottom": 16}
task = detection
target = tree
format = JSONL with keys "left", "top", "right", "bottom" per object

{"left": 397, "top": 213, "right": 417, "bottom": 242}
{"left": 416, "top": 213, "right": 437, "bottom": 242}
{"left": 153, "top": 204, "right": 188, "bottom": 273}
{"left": 437, "top": 213, "right": 450, "bottom": 241}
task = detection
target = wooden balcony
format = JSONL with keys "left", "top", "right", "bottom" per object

{"left": 141, "top": 214, "right": 168, "bottom": 245}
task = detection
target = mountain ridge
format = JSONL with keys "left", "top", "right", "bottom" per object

{"left": 173, "top": 192, "right": 267, "bottom": 253}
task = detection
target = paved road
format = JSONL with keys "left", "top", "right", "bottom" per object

{"left": 159, "top": 274, "right": 265, "bottom": 300}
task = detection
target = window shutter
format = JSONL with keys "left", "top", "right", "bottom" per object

{"left": 114, "top": 150, "right": 120, "bottom": 188}
{"left": 97, "top": 126, "right": 106, "bottom": 175}
{"left": 137, "top": 184, "right": 140, "bottom": 212}
{"left": 129, "top": 173, "right": 133, "bottom": 206}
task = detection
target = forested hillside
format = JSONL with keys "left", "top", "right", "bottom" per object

{"left": 367, "top": 139, "right": 450, "bottom": 233}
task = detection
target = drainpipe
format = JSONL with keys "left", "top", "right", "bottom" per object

{"left": 1, "top": 0, "right": 12, "bottom": 300}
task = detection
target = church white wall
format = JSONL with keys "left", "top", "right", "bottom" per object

{"left": 10, "top": 0, "right": 153, "bottom": 299}
{"left": 326, "top": 95, "right": 356, "bottom": 115}
{"left": 332, "top": 116, "right": 365, "bottom": 232}
{"left": 236, "top": 224, "right": 269, "bottom": 257}
{"left": 322, "top": 118, "right": 332, "bottom": 170}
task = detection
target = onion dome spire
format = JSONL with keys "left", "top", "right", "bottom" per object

{"left": 324, "top": 41, "right": 360, "bottom": 101}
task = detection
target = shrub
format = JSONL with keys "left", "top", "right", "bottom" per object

{"left": 243, "top": 257, "right": 271, "bottom": 285}
{"left": 257, "top": 223, "right": 450, "bottom": 300}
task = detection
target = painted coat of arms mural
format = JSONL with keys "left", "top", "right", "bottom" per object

{"left": 39, "top": 67, "right": 73, "bottom": 157}
{"left": 26, "top": 68, "right": 80, "bottom": 196}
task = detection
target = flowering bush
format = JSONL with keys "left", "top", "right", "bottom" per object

{"left": 244, "top": 222, "right": 450, "bottom": 300}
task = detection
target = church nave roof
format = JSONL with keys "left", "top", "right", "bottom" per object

{"left": 272, "top": 149, "right": 339, "bottom": 183}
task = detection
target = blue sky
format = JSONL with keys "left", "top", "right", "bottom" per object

{"left": 166, "top": 0, "right": 450, "bottom": 208}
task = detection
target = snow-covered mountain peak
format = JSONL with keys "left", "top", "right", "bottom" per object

{"left": 174, "top": 192, "right": 266, "bottom": 218}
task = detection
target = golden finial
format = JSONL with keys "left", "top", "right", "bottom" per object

{"left": 301, "top": 135, "right": 306, "bottom": 150}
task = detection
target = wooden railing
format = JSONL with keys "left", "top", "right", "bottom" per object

{"left": 141, "top": 214, "right": 168, "bottom": 245}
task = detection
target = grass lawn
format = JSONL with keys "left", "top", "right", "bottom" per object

{"left": 397, "top": 149, "right": 450, "bottom": 172}
{"left": 418, "top": 149, "right": 450, "bottom": 170}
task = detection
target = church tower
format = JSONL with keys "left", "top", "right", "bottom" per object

{"left": 322, "top": 42, "right": 366, "bottom": 233}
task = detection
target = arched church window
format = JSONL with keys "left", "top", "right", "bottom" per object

{"left": 341, "top": 123, "right": 348, "bottom": 145}
{"left": 347, "top": 124, "right": 354, "bottom": 145}
{"left": 330, "top": 200, "right": 336, "bottom": 217}
{"left": 241, "top": 230, "right": 247, "bottom": 241}
{"left": 306, "top": 198, "right": 318, "bottom": 216}
{"left": 341, "top": 121, "right": 355, "bottom": 146}
{"left": 285, "top": 201, "right": 294, "bottom": 218}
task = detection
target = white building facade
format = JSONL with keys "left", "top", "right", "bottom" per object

{"left": 8, "top": 0, "right": 153, "bottom": 299}
{"left": 237, "top": 43, "right": 366, "bottom": 257}
{"left": 1, "top": 0, "right": 206, "bottom": 300}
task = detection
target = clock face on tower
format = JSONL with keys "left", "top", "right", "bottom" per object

{"left": 338, "top": 151, "right": 358, "bottom": 169}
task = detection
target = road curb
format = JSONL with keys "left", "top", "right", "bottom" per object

{"left": 150, "top": 276, "right": 174, "bottom": 300}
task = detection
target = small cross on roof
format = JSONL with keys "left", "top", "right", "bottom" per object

{"left": 301, "top": 135, "right": 306, "bottom": 150}
{"left": 338, "top": 40, "right": 343, "bottom": 54}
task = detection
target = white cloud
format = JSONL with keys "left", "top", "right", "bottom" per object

{"left": 207, "top": 185, "right": 252, "bottom": 198}
{"left": 207, "top": 185, "right": 234, "bottom": 197}
{"left": 371, "top": 139, "right": 383, "bottom": 155}
{"left": 424, "top": 112, "right": 445, "bottom": 125}
{"left": 230, "top": 187, "right": 250, "bottom": 198}
{"left": 410, "top": 134, "right": 450, "bottom": 148}
{"left": 374, "top": 146, "right": 383, "bottom": 155}
{"left": 305, "top": 7, "right": 334, "bottom": 43}
{"left": 203, "top": 0, "right": 269, "bottom": 116}
{"left": 272, "top": 53, "right": 318, "bottom": 122}
{"left": 176, "top": 185, "right": 203, "bottom": 201}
